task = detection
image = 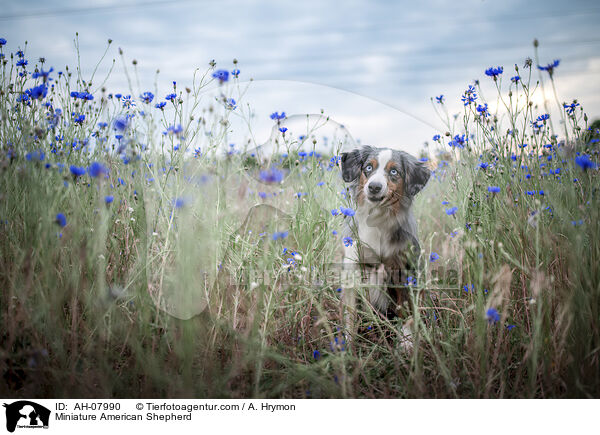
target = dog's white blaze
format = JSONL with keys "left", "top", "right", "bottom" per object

{"left": 364, "top": 149, "right": 392, "bottom": 198}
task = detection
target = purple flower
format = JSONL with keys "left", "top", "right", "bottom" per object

{"left": 270, "top": 111, "right": 286, "bottom": 120}
{"left": 113, "top": 116, "right": 128, "bottom": 131}
{"left": 259, "top": 168, "right": 284, "bottom": 184}
{"left": 485, "top": 66, "right": 503, "bottom": 78}
{"left": 339, "top": 207, "right": 355, "bottom": 217}
{"left": 429, "top": 252, "right": 440, "bottom": 262}
{"left": 538, "top": 59, "right": 560, "bottom": 76}
{"left": 55, "top": 213, "right": 67, "bottom": 227}
{"left": 69, "top": 165, "right": 86, "bottom": 177}
{"left": 88, "top": 162, "right": 108, "bottom": 178}
{"left": 272, "top": 231, "right": 289, "bottom": 240}
{"left": 140, "top": 91, "right": 154, "bottom": 104}
{"left": 575, "top": 155, "right": 597, "bottom": 170}
{"left": 212, "top": 69, "right": 229, "bottom": 82}
{"left": 445, "top": 206, "right": 458, "bottom": 216}
{"left": 486, "top": 307, "right": 500, "bottom": 324}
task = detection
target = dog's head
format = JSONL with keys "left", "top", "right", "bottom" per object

{"left": 341, "top": 145, "right": 430, "bottom": 208}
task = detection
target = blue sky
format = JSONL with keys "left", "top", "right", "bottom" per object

{"left": 3, "top": 0, "right": 599, "bottom": 154}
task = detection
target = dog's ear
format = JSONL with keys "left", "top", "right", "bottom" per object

{"left": 341, "top": 147, "right": 369, "bottom": 182}
{"left": 404, "top": 154, "right": 431, "bottom": 197}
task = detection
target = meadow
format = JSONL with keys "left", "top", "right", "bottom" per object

{"left": 1, "top": 37, "right": 599, "bottom": 398}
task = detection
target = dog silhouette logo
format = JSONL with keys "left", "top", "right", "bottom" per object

{"left": 2, "top": 401, "right": 50, "bottom": 432}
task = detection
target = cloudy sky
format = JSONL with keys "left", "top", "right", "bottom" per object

{"left": 3, "top": 0, "right": 599, "bottom": 154}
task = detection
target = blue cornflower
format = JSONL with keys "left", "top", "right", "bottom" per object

{"left": 538, "top": 59, "right": 560, "bottom": 76}
{"left": 226, "top": 98, "right": 236, "bottom": 109}
{"left": 487, "top": 186, "right": 500, "bottom": 193}
{"left": 0, "top": 38, "right": 6, "bottom": 46}
{"left": 140, "top": 91, "right": 154, "bottom": 104}
{"left": 55, "top": 213, "right": 67, "bottom": 227}
{"left": 485, "top": 66, "right": 503, "bottom": 79}
{"left": 70, "top": 91, "right": 94, "bottom": 100}
{"left": 449, "top": 134, "right": 467, "bottom": 148}
{"left": 105, "top": 195, "right": 114, "bottom": 204}
{"left": 165, "top": 93, "right": 177, "bottom": 101}
{"left": 433, "top": 134, "right": 441, "bottom": 141}
{"left": 155, "top": 101, "right": 167, "bottom": 109}
{"left": 272, "top": 231, "right": 289, "bottom": 240}
{"left": 429, "top": 252, "right": 440, "bottom": 262}
{"left": 32, "top": 66, "right": 55, "bottom": 80}
{"left": 232, "top": 68, "right": 240, "bottom": 78}
{"left": 313, "top": 350, "right": 320, "bottom": 360}
{"left": 70, "top": 165, "right": 86, "bottom": 177}
{"left": 16, "top": 58, "right": 28, "bottom": 67}
{"left": 339, "top": 206, "right": 355, "bottom": 217}
{"left": 575, "top": 155, "right": 597, "bottom": 170}
{"left": 461, "top": 85, "right": 478, "bottom": 106}
{"left": 478, "top": 162, "right": 489, "bottom": 170}
{"left": 113, "top": 116, "right": 128, "bottom": 131}
{"left": 270, "top": 111, "right": 286, "bottom": 120}
{"left": 435, "top": 95, "right": 444, "bottom": 104}
{"left": 331, "top": 209, "right": 339, "bottom": 216}
{"left": 537, "top": 114, "right": 550, "bottom": 122}
{"left": 343, "top": 237, "right": 353, "bottom": 247}
{"left": 406, "top": 276, "right": 417, "bottom": 286}
{"left": 511, "top": 75, "right": 520, "bottom": 83}
{"left": 212, "top": 69, "right": 229, "bottom": 82}
{"left": 563, "top": 102, "right": 580, "bottom": 115}
{"left": 29, "top": 84, "right": 48, "bottom": 100}
{"left": 121, "top": 95, "right": 135, "bottom": 109}
{"left": 445, "top": 206, "right": 458, "bottom": 216}
{"left": 279, "top": 127, "right": 288, "bottom": 133}
{"left": 476, "top": 103, "right": 490, "bottom": 117}
{"left": 506, "top": 324, "right": 516, "bottom": 330}
{"left": 486, "top": 307, "right": 500, "bottom": 324}
{"left": 174, "top": 198, "right": 186, "bottom": 209}
{"left": 88, "top": 162, "right": 108, "bottom": 178}
{"left": 73, "top": 114, "right": 85, "bottom": 124}
{"left": 167, "top": 124, "right": 183, "bottom": 136}
{"left": 259, "top": 168, "right": 284, "bottom": 184}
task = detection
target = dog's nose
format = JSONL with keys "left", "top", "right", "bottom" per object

{"left": 368, "top": 182, "right": 382, "bottom": 194}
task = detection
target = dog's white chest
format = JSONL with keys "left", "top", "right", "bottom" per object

{"left": 356, "top": 211, "right": 397, "bottom": 261}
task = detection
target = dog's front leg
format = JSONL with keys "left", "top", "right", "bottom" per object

{"left": 341, "top": 245, "right": 359, "bottom": 339}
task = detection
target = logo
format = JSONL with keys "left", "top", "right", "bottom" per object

{"left": 3, "top": 401, "right": 50, "bottom": 433}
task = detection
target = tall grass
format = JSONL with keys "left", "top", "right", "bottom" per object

{"left": 1, "top": 38, "right": 598, "bottom": 398}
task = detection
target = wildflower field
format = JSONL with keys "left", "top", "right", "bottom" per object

{"left": 1, "top": 37, "right": 599, "bottom": 399}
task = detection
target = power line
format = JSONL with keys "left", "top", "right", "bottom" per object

{"left": 0, "top": 0, "right": 195, "bottom": 21}
{"left": 1, "top": 1, "right": 598, "bottom": 26}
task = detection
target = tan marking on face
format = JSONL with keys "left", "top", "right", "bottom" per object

{"left": 384, "top": 160, "right": 396, "bottom": 172}
{"left": 357, "top": 172, "right": 367, "bottom": 205}
{"left": 368, "top": 158, "right": 379, "bottom": 170}
{"left": 385, "top": 177, "right": 404, "bottom": 214}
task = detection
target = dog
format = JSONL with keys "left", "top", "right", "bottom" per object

{"left": 340, "top": 145, "right": 430, "bottom": 340}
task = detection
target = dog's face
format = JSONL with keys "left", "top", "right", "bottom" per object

{"left": 341, "top": 146, "right": 430, "bottom": 209}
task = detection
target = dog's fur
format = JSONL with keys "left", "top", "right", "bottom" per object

{"left": 340, "top": 145, "right": 430, "bottom": 325}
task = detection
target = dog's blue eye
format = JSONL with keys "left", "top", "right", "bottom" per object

{"left": 389, "top": 168, "right": 398, "bottom": 176}
{"left": 365, "top": 165, "right": 373, "bottom": 172}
